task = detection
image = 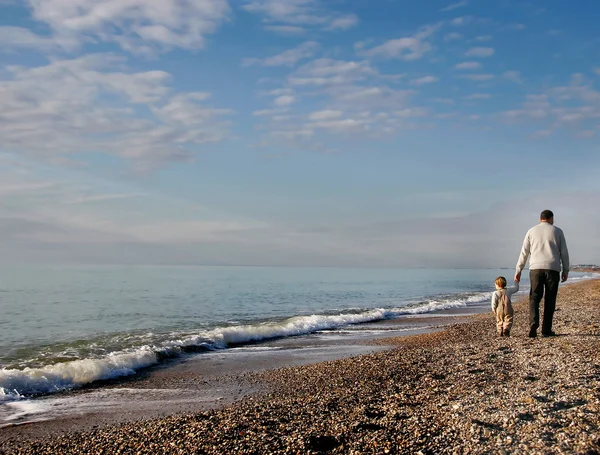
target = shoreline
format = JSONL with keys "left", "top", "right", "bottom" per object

{"left": 2, "top": 278, "right": 599, "bottom": 454}
{"left": 0, "top": 308, "right": 484, "bottom": 441}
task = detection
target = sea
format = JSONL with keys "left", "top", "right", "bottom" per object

{"left": 0, "top": 265, "right": 596, "bottom": 426}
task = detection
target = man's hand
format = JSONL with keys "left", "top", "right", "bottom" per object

{"left": 514, "top": 272, "right": 521, "bottom": 283}
{"left": 561, "top": 272, "right": 568, "bottom": 282}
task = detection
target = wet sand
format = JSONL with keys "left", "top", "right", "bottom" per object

{"left": 0, "top": 308, "right": 479, "bottom": 441}
{"left": 2, "top": 279, "right": 599, "bottom": 454}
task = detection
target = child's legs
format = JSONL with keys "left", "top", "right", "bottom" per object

{"left": 495, "top": 310, "right": 504, "bottom": 333}
{"left": 502, "top": 305, "right": 514, "bottom": 332}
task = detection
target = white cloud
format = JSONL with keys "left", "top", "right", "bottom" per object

{"left": 243, "top": 0, "right": 358, "bottom": 32}
{"left": 503, "top": 71, "right": 522, "bottom": 83}
{"left": 0, "top": 26, "right": 63, "bottom": 52}
{"left": 253, "top": 55, "right": 432, "bottom": 148}
{"left": 308, "top": 110, "right": 343, "bottom": 121}
{"left": 411, "top": 76, "right": 438, "bottom": 86}
{"left": 459, "top": 74, "right": 494, "bottom": 81}
{"left": 361, "top": 37, "right": 431, "bottom": 61}
{"left": 444, "top": 32, "right": 462, "bottom": 41}
{"left": 436, "top": 112, "right": 458, "bottom": 118}
{"left": 503, "top": 94, "right": 551, "bottom": 120}
{"left": 359, "top": 23, "right": 440, "bottom": 61}
{"left": 274, "top": 95, "right": 296, "bottom": 106}
{"left": 263, "top": 25, "right": 306, "bottom": 35}
{"left": 269, "top": 129, "right": 314, "bottom": 140}
{"left": 0, "top": 55, "right": 232, "bottom": 169}
{"left": 27, "top": 0, "right": 231, "bottom": 54}
{"left": 465, "top": 47, "right": 495, "bottom": 57}
{"left": 576, "top": 130, "right": 595, "bottom": 138}
{"left": 463, "top": 93, "right": 491, "bottom": 100}
{"left": 454, "top": 61, "right": 481, "bottom": 70}
{"left": 266, "top": 88, "right": 294, "bottom": 96}
{"left": 308, "top": 117, "right": 372, "bottom": 133}
{"left": 474, "top": 35, "right": 492, "bottom": 41}
{"left": 395, "top": 108, "right": 428, "bottom": 118}
{"left": 289, "top": 58, "right": 377, "bottom": 86}
{"left": 327, "top": 15, "right": 359, "bottom": 30}
{"left": 503, "top": 77, "right": 600, "bottom": 139}
{"left": 253, "top": 108, "right": 289, "bottom": 116}
{"left": 451, "top": 16, "right": 472, "bottom": 26}
{"left": 243, "top": 41, "right": 319, "bottom": 67}
{"left": 327, "top": 86, "right": 415, "bottom": 111}
{"left": 432, "top": 97, "right": 455, "bottom": 105}
{"left": 529, "top": 129, "right": 553, "bottom": 140}
{"left": 440, "top": 1, "right": 468, "bottom": 12}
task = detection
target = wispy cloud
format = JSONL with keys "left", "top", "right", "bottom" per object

{"left": 0, "top": 54, "right": 233, "bottom": 170}
{"left": 463, "top": 93, "right": 492, "bottom": 100}
{"left": 529, "top": 129, "right": 553, "bottom": 140}
{"left": 307, "top": 110, "right": 343, "bottom": 121}
{"left": 273, "top": 95, "right": 296, "bottom": 106}
{"left": 0, "top": 26, "right": 66, "bottom": 52}
{"left": 411, "top": 76, "right": 438, "bottom": 86}
{"left": 451, "top": 16, "right": 473, "bottom": 26}
{"left": 242, "top": 41, "right": 319, "bottom": 67}
{"left": 440, "top": 1, "right": 468, "bottom": 12}
{"left": 454, "top": 61, "right": 481, "bottom": 70}
{"left": 465, "top": 47, "right": 495, "bottom": 57}
{"left": 288, "top": 58, "right": 377, "bottom": 86}
{"left": 359, "top": 23, "right": 441, "bottom": 61}
{"left": 503, "top": 70, "right": 522, "bottom": 83}
{"left": 444, "top": 32, "right": 462, "bottom": 41}
{"left": 27, "top": 0, "right": 232, "bottom": 54}
{"left": 243, "top": 0, "right": 358, "bottom": 33}
{"left": 263, "top": 25, "right": 306, "bottom": 35}
{"left": 459, "top": 74, "right": 494, "bottom": 81}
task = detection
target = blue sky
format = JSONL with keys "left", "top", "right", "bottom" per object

{"left": 1, "top": 0, "right": 599, "bottom": 267}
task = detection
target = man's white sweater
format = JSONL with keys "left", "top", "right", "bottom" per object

{"left": 516, "top": 222, "right": 570, "bottom": 274}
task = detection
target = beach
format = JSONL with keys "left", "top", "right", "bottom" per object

{"left": 1, "top": 278, "right": 599, "bottom": 454}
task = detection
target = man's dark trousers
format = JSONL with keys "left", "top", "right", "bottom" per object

{"left": 529, "top": 269, "right": 560, "bottom": 334}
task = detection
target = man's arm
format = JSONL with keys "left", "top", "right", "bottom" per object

{"left": 560, "top": 230, "right": 570, "bottom": 282}
{"left": 515, "top": 232, "right": 530, "bottom": 282}
{"left": 507, "top": 280, "right": 520, "bottom": 297}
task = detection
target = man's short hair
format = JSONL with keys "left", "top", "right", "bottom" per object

{"left": 540, "top": 210, "right": 554, "bottom": 221}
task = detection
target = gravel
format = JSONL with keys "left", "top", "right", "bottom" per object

{"left": 2, "top": 279, "right": 599, "bottom": 455}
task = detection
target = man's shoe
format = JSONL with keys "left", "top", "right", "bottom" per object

{"left": 528, "top": 327, "right": 537, "bottom": 338}
{"left": 541, "top": 331, "right": 556, "bottom": 337}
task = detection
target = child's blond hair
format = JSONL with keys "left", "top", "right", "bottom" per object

{"left": 495, "top": 276, "right": 507, "bottom": 289}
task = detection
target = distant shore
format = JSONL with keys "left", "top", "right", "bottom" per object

{"left": 571, "top": 266, "right": 600, "bottom": 273}
{"left": 2, "top": 278, "right": 599, "bottom": 454}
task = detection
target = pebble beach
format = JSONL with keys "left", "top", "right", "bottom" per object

{"left": 2, "top": 278, "right": 599, "bottom": 455}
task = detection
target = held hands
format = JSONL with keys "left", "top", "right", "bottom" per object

{"left": 514, "top": 272, "right": 521, "bottom": 283}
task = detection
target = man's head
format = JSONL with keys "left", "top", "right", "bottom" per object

{"left": 540, "top": 209, "right": 554, "bottom": 224}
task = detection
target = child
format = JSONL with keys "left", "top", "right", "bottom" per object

{"left": 491, "top": 276, "right": 519, "bottom": 336}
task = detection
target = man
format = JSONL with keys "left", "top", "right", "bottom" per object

{"left": 515, "top": 210, "right": 570, "bottom": 338}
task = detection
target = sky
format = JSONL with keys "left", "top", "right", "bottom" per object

{"left": 0, "top": 0, "right": 599, "bottom": 268}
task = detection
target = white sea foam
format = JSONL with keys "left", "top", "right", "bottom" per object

{"left": 0, "top": 347, "right": 158, "bottom": 402}
{"left": 0, "top": 288, "right": 504, "bottom": 401}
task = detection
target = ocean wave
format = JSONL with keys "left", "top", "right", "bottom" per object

{"left": 0, "top": 288, "right": 497, "bottom": 401}
{"left": 0, "top": 347, "right": 158, "bottom": 402}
